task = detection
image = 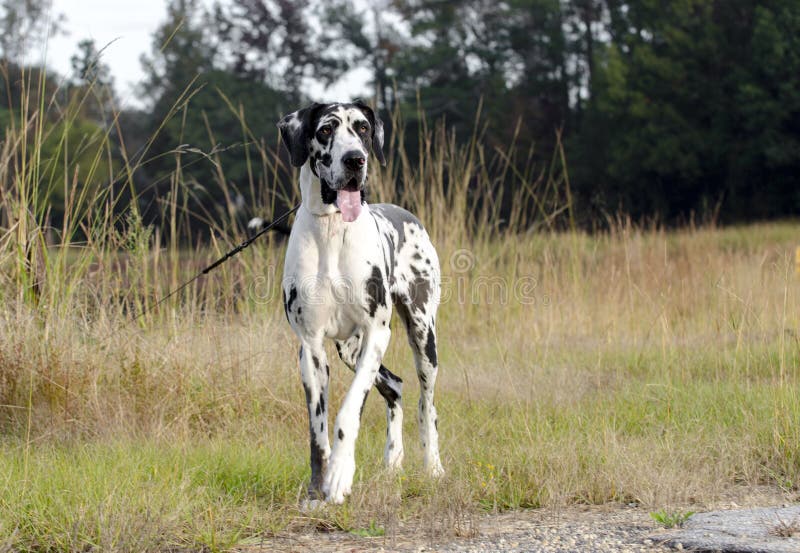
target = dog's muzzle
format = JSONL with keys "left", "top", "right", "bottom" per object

{"left": 331, "top": 150, "right": 367, "bottom": 222}
{"left": 342, "top": 150, "right": 366, "bottom": 172}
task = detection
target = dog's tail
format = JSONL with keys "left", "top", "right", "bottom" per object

{"left": 247, "top": 217, "right": 291, "bottom": 237}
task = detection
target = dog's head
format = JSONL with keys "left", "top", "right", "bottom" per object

{"left": 277, "top": 101, "right": 385, "bottom": 186}
{"left": 277, "top": 102, "right": 385, "bottom": 221}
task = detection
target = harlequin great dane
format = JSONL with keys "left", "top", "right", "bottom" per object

{"left": 276, "top": 101, "right": 443, "bottom": 504}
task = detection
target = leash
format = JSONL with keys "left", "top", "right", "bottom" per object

{"left": 133, "top": 204, "right": 300, "bottom": 322}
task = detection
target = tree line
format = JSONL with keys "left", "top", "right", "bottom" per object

{"left": 2, "top": 0, "right": 799, "bottom": 231}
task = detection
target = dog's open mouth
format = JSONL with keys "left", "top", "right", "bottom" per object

{"left": 334, "top": 178, "right": 363, "bottom": 222}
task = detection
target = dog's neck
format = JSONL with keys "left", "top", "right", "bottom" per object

{"left": 299, "top": 164, "right": 339, "bottom": 217}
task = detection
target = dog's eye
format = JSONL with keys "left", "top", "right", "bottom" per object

{"left": 358, "top": 124, "right": 369, "bottom": 134}
{"left": 319, "top": 126, "right": 332, "bottom": 135}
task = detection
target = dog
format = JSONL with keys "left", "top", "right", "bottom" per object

{"left": 273, "top": 101, "right": 444, "bottom": 504}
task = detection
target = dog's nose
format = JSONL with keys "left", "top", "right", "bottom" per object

{"left": 342, "top": 150, "right": 366, "bottom": 171}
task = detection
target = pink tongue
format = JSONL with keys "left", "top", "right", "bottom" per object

{"left": 337, "top": 189, "right": 362, "bottom": 222}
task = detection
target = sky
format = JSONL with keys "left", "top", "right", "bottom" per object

{"left": 44, "top": 0, "right": 170, "bottom": 108}
{"left": 42, "top": 0, "right": 371, "bottom": 109}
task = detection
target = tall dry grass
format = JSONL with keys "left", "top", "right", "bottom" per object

{"left": 0, "top": 66, "right": 799, "bottom": 551}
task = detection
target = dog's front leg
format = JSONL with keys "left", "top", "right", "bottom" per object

{"left": 323, "top": 326, "right": 391, "bottom": 504}
{"left": 299, "top": 342, "right": 331, "bottom": 499}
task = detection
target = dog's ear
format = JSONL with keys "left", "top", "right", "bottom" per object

{"left": 277, "top": 103, "right": 323, "bottom": 167}
{"left": 354, "top": 101, "right": 386, "bottom": 167}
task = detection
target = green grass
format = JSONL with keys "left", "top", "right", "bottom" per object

{"left": 0, "top": 439, "right": 305, "bottom": 551}
{"left": 1, "top": 328, "right": 798, "bottom": 550}
{"left": 1, "top": 221, "right": 798, "bottom": 551}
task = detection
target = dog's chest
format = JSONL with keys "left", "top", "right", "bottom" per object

{"left": 283, "top": 208, "right": 389, "bottom": 340}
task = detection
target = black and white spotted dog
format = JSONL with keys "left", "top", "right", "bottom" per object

{"left": 274, "top": 101, "right": 443, "bottom": 504}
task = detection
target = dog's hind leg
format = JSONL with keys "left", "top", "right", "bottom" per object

{"left": 412, "top": 321, "right": 444, "bottom": 476}
{"left": 336, "top": 334, "right": 404, "bottom": 469}
{"left": 395, "top": 302, "right": 444, "bottom": 477}
{"left": 298, "top": 342, "right": 331, "bottom": 499}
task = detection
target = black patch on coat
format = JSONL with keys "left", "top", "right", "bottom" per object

{"left": 315, "top": 131, "right": 331, "bottom": 149}
{"left": 379, "top": 364, "right": 403, "bottom": 385}
{"left": 393, "top": 294, "right": 412, "bottom": 330}
{"left": 320, "top": 179, "right": 337, "bottom": 204}
{"left": 319, "top": 392, "right": 326, "bottom": 414}
{"left": 308, "top": 436, "right": 327, "bottom": 498}
{"left": 352, "top": 101, "right": 386, "bottom": 165}
{"left": 359, "top": 389, "right": 369, "bottom": 420}
{"left": 425, "top": 327, "right": 438, "bottom": 367}
{"left": 277, "top": 103, "right": 326, "bottom": 167}
{"left": 375, "top": 370, "right": 400, "bottom": 409}
{"left": 303, "top": 376, "right": 327, "bottom": 495}
{"left": 365, "top": 265, "right": 386, "bottom": 317}
{"left": 409, "top": 266, "right": 431, "bottom": 312}
{"left": 376, "top": 364, "right": 402, "bottom": 417}
{"left": 371, "top": 204, "right": 423, "bottom": 255}
{"left": 286, "top": 286, "right": 297, "bottom": 315}
{"left": 338, "top": 428, "right": 344, "bottom": 441}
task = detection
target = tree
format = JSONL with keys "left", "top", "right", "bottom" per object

{"left": 135, "top": 0, "right": 291, "bottom": 231}
{"left": 212, "top": 0, "right": 339, "bottom": 105}
{"left": 568, "top": 0, "right": 800, "bottom": 222}
{"left": 383, "top": 0, "right": 569, "bottom": 159}
{"left": 70, "top": 38, "right": 115, "bottom": 125}
{"left": 0, "top": 0, "right": 64, "bottom": 63}
{"left": 319, "top": 0, "right": 408, "bottom": 113}
{"left": 140, "top": 0, "right": 217, "bottom": 109}
{"left": 70, "top": 39, "right": 113, "bottom": 88}
{"left": 727, "top": 1, "right": 800, "bottom": 218}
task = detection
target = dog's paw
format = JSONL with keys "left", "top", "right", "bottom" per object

{"left": 426, "top": 459, "right": 445, "bottom": 478}
{"left": 322, "top": 453, "right": 355, "bottom": 504}
{"left": 384, "top": 441, "right": 404, "bottom": 470}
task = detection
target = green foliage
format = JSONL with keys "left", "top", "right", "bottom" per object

{"left": 11, "top": 0, "right": 800, "bottom": 234}
{"left": 0, "top": 0, "right": 64, "bottom": 62}
{"left": 650, "top": 509, "right": 695, "bottom": 529}
{"left": 349, "top": 520, "right": 386, "bottom": 537}
{"left": 572, "top": 0, "right": 800, "bottom": 222}
{"left": 0, "top": 62, "right": 116, "bottom": 229}
{"left": 77, "top": 0, "right": 800, "bottom": 228}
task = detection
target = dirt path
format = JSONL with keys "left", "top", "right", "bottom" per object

{"left": 240, "top": 505, "right": 668, "bottom": 552}
{"left": 240, "top": 488, "right": 795, "bottom": 552}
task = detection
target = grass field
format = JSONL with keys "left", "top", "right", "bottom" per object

{"left": 1, "top": 75, "right": 799, "bottom": 551}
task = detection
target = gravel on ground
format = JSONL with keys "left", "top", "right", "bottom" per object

{"left": 239, "top": 487, "right": 797, "bottom": 553}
